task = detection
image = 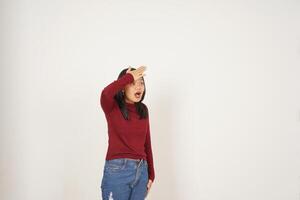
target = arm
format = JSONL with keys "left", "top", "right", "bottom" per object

{"left": 145, "top": 107, "right": 155, "bottom": 182}
{"left": 100, "top": 73, "right": 134, "bottom": 115}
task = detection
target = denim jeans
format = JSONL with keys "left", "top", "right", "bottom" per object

{"left": 100, "top": 158, "right": 148, "bottom": 200}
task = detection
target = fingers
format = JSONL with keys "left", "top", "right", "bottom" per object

{"left": 136, "top": 66, "right": 146, "bottom": 74}
{"left": 136, "top": 66, "right": 147, "bottom": 78}
{"left": 126, "top": 66, "right": 132, "bottom": 73}
{"left": 145, "top": 186, "right": 150, "bottom": 198}
{"left": 147, "top": 180, "right": 152, "bottom": 190}
{"left": 126, "top": 65, "right": 147, "bottom": 80}
{"left": 127, "top": 65, "right": 146, "bottom": 73}
{"left": 145, "top": 179, "right": 152, "bottom": 198}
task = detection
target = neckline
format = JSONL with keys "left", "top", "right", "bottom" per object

{"left": 125, "top": 101, "right": 136, "bottom": 107}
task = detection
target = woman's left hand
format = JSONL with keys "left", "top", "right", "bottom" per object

{"left": 146, "top": 180, "right": 153, "bottom": 197}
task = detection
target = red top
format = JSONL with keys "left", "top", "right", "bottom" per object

{"left": 100, "top": 73, "right": 155, "bottom": 182}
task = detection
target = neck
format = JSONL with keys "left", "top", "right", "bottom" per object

{"left": 125, "top": 98, "right": 135, "bottom": 104}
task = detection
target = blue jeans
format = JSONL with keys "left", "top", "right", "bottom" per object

{"left": 100, "top": 158, "right": 148, "bottom": 200}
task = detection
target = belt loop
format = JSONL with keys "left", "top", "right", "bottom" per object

{"left": 137, "top": 159, "right": 143, "bottom": 168}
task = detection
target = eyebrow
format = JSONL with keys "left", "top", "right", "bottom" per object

{"left": 134, "top": 79, "right": 144, "bottom": 84}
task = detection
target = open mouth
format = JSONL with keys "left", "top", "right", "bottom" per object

{"left": 134, "top": 92, "right": 142, "bottom": 98}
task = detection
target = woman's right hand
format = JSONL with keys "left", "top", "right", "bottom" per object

{"left": 126, "top": 66, "right": 147, "bottom": 81}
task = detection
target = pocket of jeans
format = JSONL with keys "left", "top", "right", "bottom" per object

{"left": 105, "top": 159, "right": 126, "bottom": 171}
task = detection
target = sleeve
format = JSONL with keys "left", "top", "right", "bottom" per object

{"left": 100, "top": 73, "right": 134, "bottom": 115}
{"left": 145, "top": 107, "right": 155, "bottom": 182}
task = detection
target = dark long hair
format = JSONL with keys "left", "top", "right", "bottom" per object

{"left": 114, "top": 67, "right": 148, "bottom": 120}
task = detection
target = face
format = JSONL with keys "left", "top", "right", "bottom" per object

{"left": 124, "top": 77, "right": 145, "bottom": 104}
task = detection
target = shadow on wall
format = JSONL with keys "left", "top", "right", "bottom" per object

{"left": 149, "top": 87, "right": 179, "bottom": 200}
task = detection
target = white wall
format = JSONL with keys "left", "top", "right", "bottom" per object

{"left": 1, "top": 0, "right": 300, "bottom": 200}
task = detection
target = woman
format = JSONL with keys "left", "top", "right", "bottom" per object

{"left": 99, "top": 66, "right": 155, "bottom": 200}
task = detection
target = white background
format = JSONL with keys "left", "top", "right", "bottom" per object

{"left": 1, "top": 0, "right": 300, "bottom": 200}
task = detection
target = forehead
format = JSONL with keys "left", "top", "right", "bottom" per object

{"left": 135, "top": 78, "right": 144, "bottom": 82}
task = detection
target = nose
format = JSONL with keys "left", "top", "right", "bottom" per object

{"left": 135, "top": 83, "right": 143, "bottom": 90}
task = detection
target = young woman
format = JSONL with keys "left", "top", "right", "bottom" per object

{"left": 99, "top": 66, "right": 155, "bottom": 200}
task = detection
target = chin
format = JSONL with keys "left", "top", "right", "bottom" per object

{"left": 129, "top": 97, "right": 140, "bottom": 103}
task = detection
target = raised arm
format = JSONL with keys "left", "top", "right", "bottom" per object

{"left": 100, "top": 73, "right": 134, "bottom": 115}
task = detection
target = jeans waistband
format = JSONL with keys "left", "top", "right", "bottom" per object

{"left": 119, "top": 158, "right": 147, "bottom": 167}
{"left": 107, "top": 158, "right": 147, "bottom": 166}
{"left": 124, "top": 158, "right": 143, "bottom": 161}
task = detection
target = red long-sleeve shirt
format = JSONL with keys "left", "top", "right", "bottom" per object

{"left": 100, "top": 73, "right": 155, "bottom": 182}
